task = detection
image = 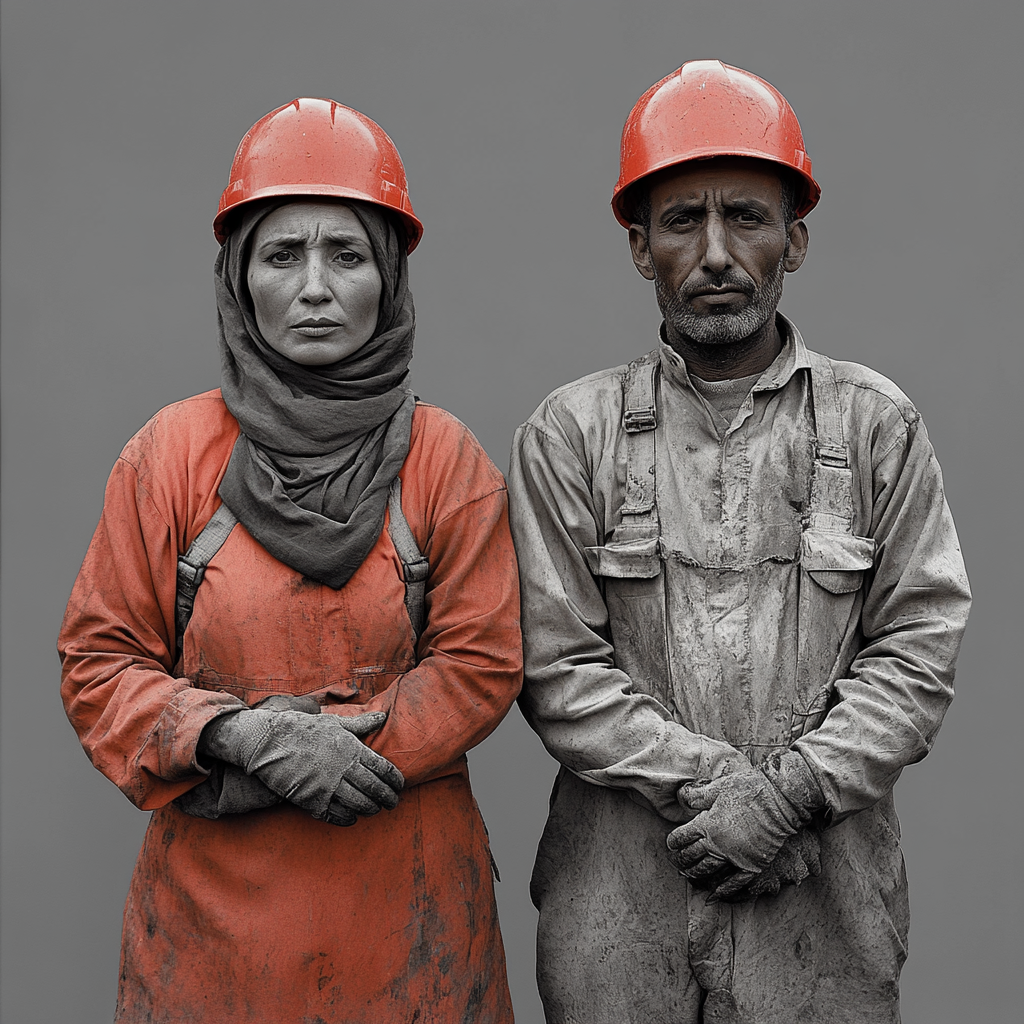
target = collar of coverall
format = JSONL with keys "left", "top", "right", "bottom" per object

{"left": 658, "top": 312, "right": 813, "bottom": 397}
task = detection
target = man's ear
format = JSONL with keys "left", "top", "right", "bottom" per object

{"left": 784, "top": 219, "right": 809, "bottom": 273}
{"left": 629, "top": 224, "right": 656, "bottom": 280}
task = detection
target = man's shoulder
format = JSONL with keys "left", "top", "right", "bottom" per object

{"left": 521, "top": 360, "right": 637, "bottom": 439}
{"left": 814, "top": 352, "right": 921, "bottom": 427}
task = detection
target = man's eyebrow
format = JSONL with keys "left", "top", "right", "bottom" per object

{"left": 722, "top": 196, "right": 775, "bottom": 214}
{"left": 656, "top": 198, "right": 707, "bottom": 222}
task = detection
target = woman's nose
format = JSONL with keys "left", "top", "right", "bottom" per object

{"left": 298, "top": 257, "right": 333, "bottom": 304}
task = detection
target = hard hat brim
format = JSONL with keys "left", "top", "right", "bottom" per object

{"left": 214, "top": 185, "right": 424, "bottom": 252}
{"left": 611, "top": 151, "right": 821, "bottom": 228}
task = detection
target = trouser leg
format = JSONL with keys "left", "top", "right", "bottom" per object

{"left": 532, "top": 770, "right": 909, "bottom": 1024}
{"left": 532, "top": 769, "right": 702, "bottom": 1024}
{"left": 690, "top": 796, "right": 909, "bottom": 1024}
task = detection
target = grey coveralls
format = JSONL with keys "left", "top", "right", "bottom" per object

{"left": 508, "top": 316, "right": 970, "bottom": 1023}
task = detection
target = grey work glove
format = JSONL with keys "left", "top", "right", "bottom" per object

{"left": 176, "top": 695, "right": 322, "bottom": 820}
{"left": 667, "top": 772, "right": 805, "bottom": 887}
{"left": 668, "top": 750, "right": 825, "bottom": 902}
{"left": 199, "top": 707, "right": 403, "bottom": 828}
{"left": 715, "top": 826, "right": 823, "bottom": 903}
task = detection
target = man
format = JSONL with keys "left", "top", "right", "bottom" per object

{"left": 508, "top": 60, "right": 970, "bottom": 1023}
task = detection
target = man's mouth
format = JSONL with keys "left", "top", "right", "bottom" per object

{"left": 686, "top": 288, "right": 750, "bottom": 307}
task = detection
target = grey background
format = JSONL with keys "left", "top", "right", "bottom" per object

{"left": 2, "top": 2, "right": 1020, "bottom": 1022}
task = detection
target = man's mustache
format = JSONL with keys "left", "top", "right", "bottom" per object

{"left": 680, "top": 272, "right": 756, "bottom": 303}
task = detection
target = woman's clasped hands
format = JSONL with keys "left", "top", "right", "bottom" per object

{"left": 198, "top": 699, "right": 404, "bottom": 827}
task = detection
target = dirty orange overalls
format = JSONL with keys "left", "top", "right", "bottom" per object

{"left": 60, "top": 394, "right": 522, "bottom": 1024}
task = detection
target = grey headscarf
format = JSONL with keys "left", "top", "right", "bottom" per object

{"left": 215, "top": 199, "right": 416, "bottom": 588}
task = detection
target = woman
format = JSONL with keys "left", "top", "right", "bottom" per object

{"left": 59, "top": 98, "right": 522, "bottom": 1023}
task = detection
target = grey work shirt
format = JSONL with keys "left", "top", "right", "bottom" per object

{"left": 508, "top": 316, "right": 971, "bottom": 824}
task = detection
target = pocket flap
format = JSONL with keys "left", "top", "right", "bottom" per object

{"left": 801, "top": 530, "right": 875, "bottom": 594}
{"left": 584, "top": 537, "right": 661, "bottom": 578}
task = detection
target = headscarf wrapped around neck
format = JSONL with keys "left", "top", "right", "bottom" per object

{"left": 215, "top": 199, "right": 416, "bottom": 588}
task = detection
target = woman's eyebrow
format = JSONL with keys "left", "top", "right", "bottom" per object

{"left": 253, "top": 232, "right": 305, "bottom": 249}
{"left": 254, "top": 231, "right": 370, "bottom": 248}
{"left": 318, "top": 231, "right": 372, "bottom": 247}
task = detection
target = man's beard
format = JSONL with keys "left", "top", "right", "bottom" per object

{"left": 656, "top": 258, "right": 786, "bottom": 347}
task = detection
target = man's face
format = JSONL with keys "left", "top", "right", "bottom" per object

{"left": 629, "top": 160, "right": 807, "bottom": 348}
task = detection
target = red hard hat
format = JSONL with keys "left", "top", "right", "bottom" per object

{"left": 214, "top": 98, "right": 424, "bottom": 252}
{"left": 612, "top": 60, "right": 821, "bottom": 227}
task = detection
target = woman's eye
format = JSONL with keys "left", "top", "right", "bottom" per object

{"left": 268, "top": 250, "right": 298, "bottom": 264}
{"left": 334, "top": 250, "right": 363, "bottom": 266}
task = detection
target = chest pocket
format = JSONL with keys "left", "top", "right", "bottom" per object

{"left": 584, "top": 533, "right": 661, "bottom": 579}
{"left": 801, "top": 529, "right": 875, "bottom": 594}
{"left": 585, "top": 529, "right": 673, "bottom": 715}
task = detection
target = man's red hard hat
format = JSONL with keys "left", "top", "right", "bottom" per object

{"left": 611, "top": 60, "right": 821, "bottom": 227}
{"left": 214, "top": 98, "right": 424, "bottom": 252}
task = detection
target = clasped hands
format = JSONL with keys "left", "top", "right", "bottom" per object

{"left": 178, "top": 695, "right": 403, "bottom": 825}
{"left": 667, "top": 752, "right": 824, "bottom": 903}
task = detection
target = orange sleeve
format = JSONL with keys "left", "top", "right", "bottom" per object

{"left": 332, "top": 411, "right": 524, "bottom": 786}
{"left": 58, "top": 452, "right": 245, "bottom": 810}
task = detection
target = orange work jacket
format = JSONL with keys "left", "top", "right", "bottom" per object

{"left": 59, "top": 391, "right": 523, "bottom": 1024}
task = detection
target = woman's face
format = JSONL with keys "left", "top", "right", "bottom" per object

{"left": 247, "top": 201, "right": 383, "bottom": 366}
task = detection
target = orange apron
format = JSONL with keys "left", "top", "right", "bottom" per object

{"left": 60, "top": 393, "right": 522, "bottom": 1023}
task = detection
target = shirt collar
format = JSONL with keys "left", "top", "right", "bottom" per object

{"left": 658, "top": 312, "right": 812, "bottom": 395}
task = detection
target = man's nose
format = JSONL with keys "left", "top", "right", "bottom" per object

{"left": 298, "top": 257, "right": 332, "bottom": 304}
{"left": 700, "top": 213, "right": 733, "bottom": 275}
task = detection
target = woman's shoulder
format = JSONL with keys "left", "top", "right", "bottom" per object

{"left": 405, "top": 402, "right": 506, "bottom": 522}
{"left": 118, "top": 390, "right": 239, "bottom": 474}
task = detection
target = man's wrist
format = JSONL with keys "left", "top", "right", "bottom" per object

{"left": 761, "top": 750, "right": 825, "bottom": 822}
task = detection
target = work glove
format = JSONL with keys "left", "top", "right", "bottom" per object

{"left": 668, "top": 750, "right": 824, "bottom": 902}
{"left": 199, "top": 706, "right": 403, "bottom": 827}
{"left": 714, "top": 826, "right": 823, "bottom": 903}
{"left": 176, "top": 694, "right": 323, "bottom": 819}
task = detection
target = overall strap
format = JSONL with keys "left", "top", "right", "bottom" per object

{"left": 175, "top": 502, "right": 238, "bottom": 661}
{"left": 620, "top": 350, "right": 660, "bottom": 527}
{"left": 806, "top": 350, "right": 853, "bottom": 534}
{"left": 790, "top": 351, "right": 861, "bottom": 740}
{"left": 173, "top": 483, "right": 429, "bottom": 667}
{"left": 387, "top": 476, "right": 430, "bottom": 645}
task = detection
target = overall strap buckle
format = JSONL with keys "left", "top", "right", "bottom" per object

{"left": 621, "top": 351, "right": 659, "bottom": 518}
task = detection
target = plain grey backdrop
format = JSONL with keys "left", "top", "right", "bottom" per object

{"left": 2, "top": 2, "right": 1021, "bottom": 1022}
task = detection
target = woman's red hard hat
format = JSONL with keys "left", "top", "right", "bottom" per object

{"left": 214, "top": 98, "right": 424, "bottom": 252}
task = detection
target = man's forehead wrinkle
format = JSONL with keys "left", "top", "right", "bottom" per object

{"left": 656, "top": 186, "right": 776, "bottom": 213}
{"left": 653, "top": 166, "right": 783, "bottom": 205}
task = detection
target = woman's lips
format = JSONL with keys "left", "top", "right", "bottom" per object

{"left": 291, "top": 318, "right": 343, "bottom": 337}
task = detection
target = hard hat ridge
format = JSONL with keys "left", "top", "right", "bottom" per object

{"left": 612, "top": 60, "right": 821, "bottom": 227}
{"left": 214, "top": 98, "right": 424, "bottom": 252}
